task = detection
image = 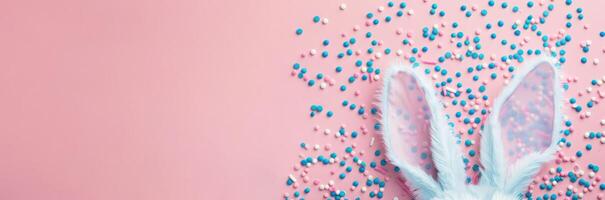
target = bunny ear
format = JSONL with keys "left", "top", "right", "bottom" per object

{"left": 380, "top": 64, "right": 466, "bottom": 198}
{"left": 479, "top": 57, "right": 563, "bottom": 195}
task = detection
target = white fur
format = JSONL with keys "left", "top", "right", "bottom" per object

{"left": 379, "top": 57, "right": 563, "bottom": 200}
{"left": 480, "top": 57, "right": 563, "bottom": 195}
{"left": 381, "top": 65, "right": 441, "bottom": 199}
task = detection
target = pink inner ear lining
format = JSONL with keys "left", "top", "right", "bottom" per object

{"left": 387, "top": 71, "right": 439, "bottom": 176}
{"left": 498, "top": 60, "right": 558, "bottom": 163}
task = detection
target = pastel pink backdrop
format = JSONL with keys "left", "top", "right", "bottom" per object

{"left": 1, "top": 0, "right": 605, "bottom": 200}
{"left": 1, "top": 0, "right": 314, "bottom": 199}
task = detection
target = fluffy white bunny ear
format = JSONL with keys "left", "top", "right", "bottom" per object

{"left": 480, "top": 57, "right": 563, "bottom": 195}
{"left": 380, "top": 64, "right": 467, "bottom": 199}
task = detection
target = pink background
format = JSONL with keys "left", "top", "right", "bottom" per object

{"left": 1, "top": 0, "right": 605, "bottom": 199}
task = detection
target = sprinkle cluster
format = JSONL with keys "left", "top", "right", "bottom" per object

{"left": 285, "top": 1, "right": 605, "bottom": 199}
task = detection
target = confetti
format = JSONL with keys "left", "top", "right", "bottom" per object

{"left": 284, "top": 1, "right": 605, "bottom": 199}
